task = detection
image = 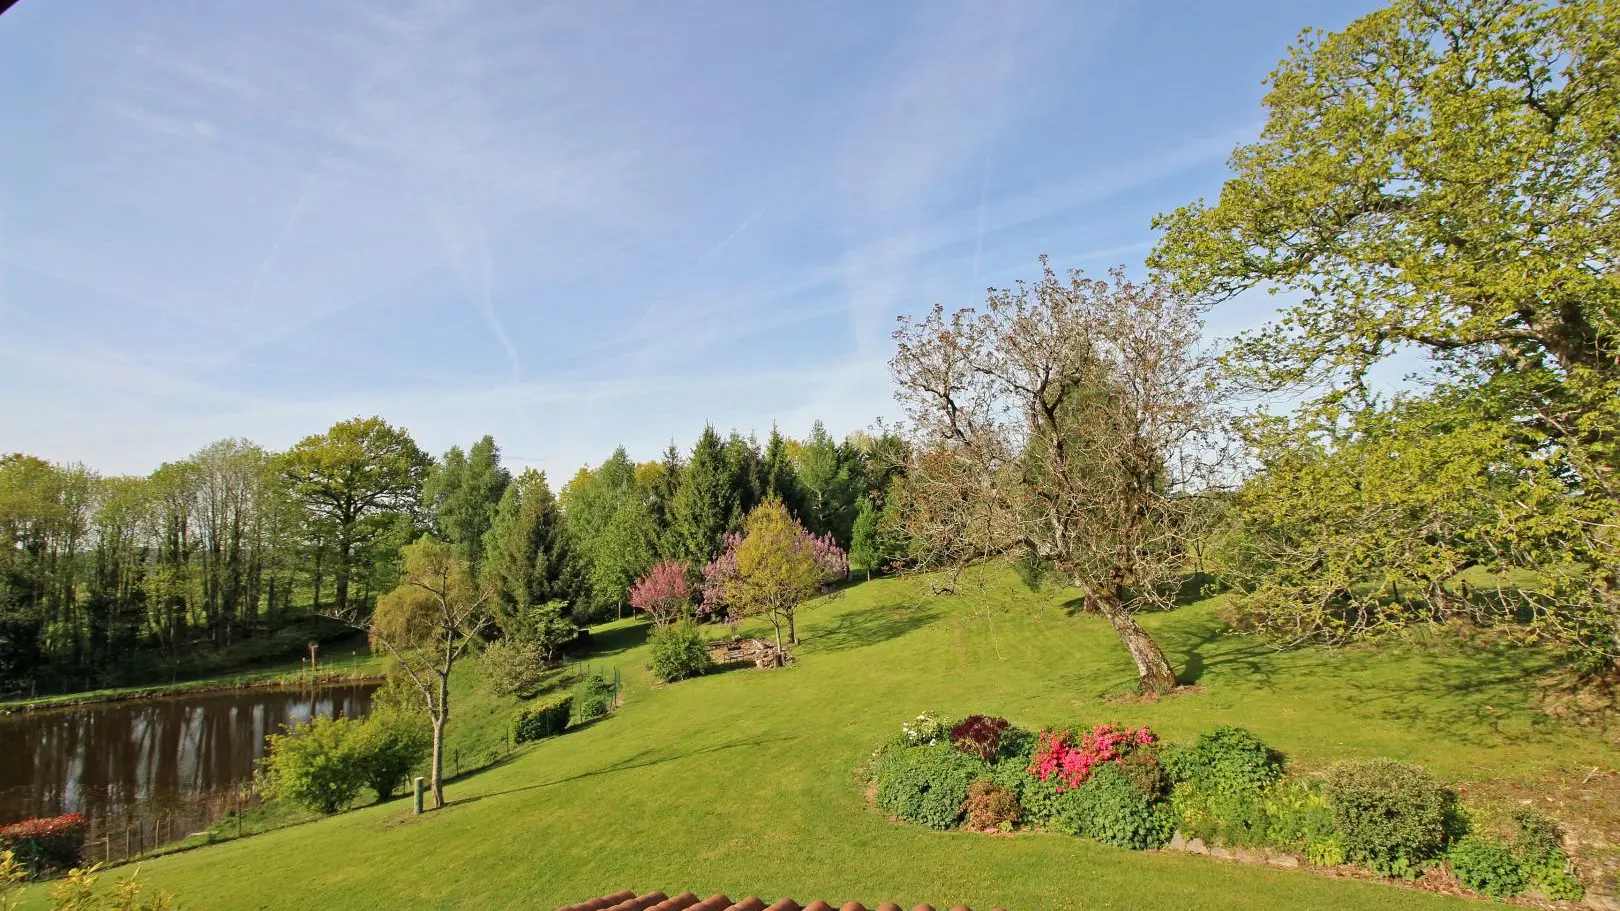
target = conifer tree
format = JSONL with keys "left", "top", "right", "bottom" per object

{"left": 670, "top": 425, "right": 740, "bottom": 564}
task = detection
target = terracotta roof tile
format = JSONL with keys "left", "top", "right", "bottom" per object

{"left": 558, "top": 893, "right": 1000, "bottom": 911}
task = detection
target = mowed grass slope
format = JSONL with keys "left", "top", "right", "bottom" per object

{"left": 33, "top": 571, "right": 1619, "bottom": 911}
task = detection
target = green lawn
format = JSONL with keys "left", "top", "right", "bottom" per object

{"left": 24, "top": 571, "right": 1619, "bottom": 910}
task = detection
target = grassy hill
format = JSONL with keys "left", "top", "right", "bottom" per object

{"left": 27, "top": 570, "right": 1619, "bottom": 910}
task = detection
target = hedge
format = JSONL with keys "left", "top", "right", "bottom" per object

{"left": 513, "top": 692, "right": 574, "bottom": 742}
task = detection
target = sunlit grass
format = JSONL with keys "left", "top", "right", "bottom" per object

{"left": 21, "top": 569, "right": 1616, "bottom": 910}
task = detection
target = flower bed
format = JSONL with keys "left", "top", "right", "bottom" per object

{"left": 0, "top": 813, "right": 86, "bottom": 875}
{"left": 860, "top": 714, "right": 1585, "bottom": 903}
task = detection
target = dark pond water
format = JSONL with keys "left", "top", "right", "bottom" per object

{"left": 0, "top": 682, "right": 378, "bottom": 847}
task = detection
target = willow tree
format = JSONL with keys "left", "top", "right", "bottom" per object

{"left": 358, "top": 537, "right": 492, "bottom": 808}
{"left": 889, "top": 261, "right": 1221, "bottom": 695}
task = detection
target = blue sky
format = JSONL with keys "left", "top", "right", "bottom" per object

{"left": 0, "top": 0, "right": 1378, "bottom": 478}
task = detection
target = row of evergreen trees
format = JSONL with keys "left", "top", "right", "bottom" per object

{"left": 460, "top": 421, "right": 906, "bottom": 624}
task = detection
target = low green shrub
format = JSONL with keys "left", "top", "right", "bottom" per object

{"left": 647, "top": 620, "right": 713, "bottom": 683}
{"left": 2, "top": 850, "right": 177, "bottom": 909}
{"left": 962, "top": 779, "right": 1022, "bottom": 830}
{"left": 350, "top": 708, "right": 431, "bottom": 799}
{"left": 1526, "top": 852, "right": 1584, "bottom": 901}
{"left": 1171, "top": 780, "right": 1267, "bottom": 847}
{"left": 513, "top": 692, "right": 573, "bottom": 742}
{"left": 1050, "top": 764, "right": 1172, "bottom": 850}
{"left": 1261, "top": 778, "right": 1338, "bottom": 857}
{"left": 1448, "top": 836, "right": 1526, "bottom": 897}
{"left": 572, "top": 671, "right": 615, "bottom": 722}
{"left": 1116, "top": 745, "right": 1168, "bottom": 800}
{"left": 1507, "top": 810, "right": 1583, "bottom": 900}
{"left": 256, "top": 714, "right": 367, "bottom": 814}
{"left": 480, "top": 636, "right": 551, "bottom": 699}
{"left": 1325, "top": 758, "right": 1451, "bottom": 878}
{"left": 1167, "top": 726, "right": 1283, "bottom": 795}
{"left": 873, "top": 742, "right": 985, "bottom": 830}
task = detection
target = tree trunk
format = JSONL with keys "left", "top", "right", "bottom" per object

{"left": 787, "top": 610, "right": 798, "bottom": 645}
{"left": 1096, "top": 590, "right": 1177, "bottom": 695}
{"left": 335, "top": 538, "right": 352, "bottom": 617}
{"left": 429, "top": 675, "right": 449, "bottom": 808}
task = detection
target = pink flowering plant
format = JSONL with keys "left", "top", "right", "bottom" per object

{"left": 1028, "top": 723, "right": 1157, "bottom": 792}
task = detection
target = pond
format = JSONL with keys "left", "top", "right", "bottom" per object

{"left": 0, "top": 682, "right": 379, "bottom": 851}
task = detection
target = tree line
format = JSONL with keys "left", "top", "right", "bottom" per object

{"left": 0, "top": 419, "right": 905, "bottom": 695}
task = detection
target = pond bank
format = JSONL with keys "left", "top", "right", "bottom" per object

{"left": 0, "top": 653, "right": 388, "bottom": 714}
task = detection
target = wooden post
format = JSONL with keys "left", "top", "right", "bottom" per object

{"left": 308, "top": 641, "right": 319, "bottom": 675}
{"left": 413, "top": 777, "right": 425, "bottom": 815}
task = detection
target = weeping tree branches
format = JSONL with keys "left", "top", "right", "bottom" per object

{"left": 888, "top": 259, "right": 1225, "bottom": 695}
{"left": 325, "top": 536, "right": 492, "bottom": 809}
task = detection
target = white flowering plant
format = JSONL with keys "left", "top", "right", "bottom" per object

{"left": 901, "top": 711, "right": 948, "bottom": 746}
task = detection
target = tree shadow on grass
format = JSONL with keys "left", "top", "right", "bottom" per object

{"left": 1160, "top": 621, "right": 1279, "bottom": 689}
{"left": 582, "top": 621, "right": 651, "bottom": 660}
{"left": 445, "top": 734, "right": 795, "bottom": 809}
{"left": 797, "top": 604, "right": 942, "bottom": 656}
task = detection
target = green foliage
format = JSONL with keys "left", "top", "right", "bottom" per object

{"left": 560, "top": 449, "right": 656, "bottom": 617}
{"left": 1049, "top": 764, "right": 1172, "bottom": 850}
{"left": 1502, "top": 810, "right": 1584, "bottom": 901}
{"left": 423, "top": 435, "right": 511, "bottom": 566}
{"left": 572, "top": 670, "right": 615, "bottom": 722}
{"left": 872, "top": 742, "right": 985, "bottom": 831}
{"left": 350, "top": 709, "right": 431, "bottom": 799}
{"left": 1167, "top": 726, "right": 1283, "bottom": 795}
{"left": 849, "top": 496, "right": 880, "bottom": 577}
{"left": 1149, "top": 0, "right": 1620, "bottom": 667}
{"left": 1115, "top": 746, "right": 1168, "bottom": 800}
{"left": 1, "top": 853, "right": 176, "bottom": 911}
{"left": 512, "top": 692, "right": 573, "bottom": 742}
{"left": 1325, "top": 759, "right": 1451, "bottom": 877}
{"left": 1447, "top": 836, "right": 1526, "bottom": 898}
{"left": 647, "top": 619, "right": 713, "bottom": 683}
{"left": 480, "top": 636, "right": 551, "bottom": 700}
{"left": 277, "top": 416, "right": 431, "bottom": 614}
{"left": 484, "top": 469, "right": 584, "bottom": 627}
{"left": 257, "top": 714, "right": 366, "bottom": 814}
{"left": 962, "top": 779, "right": 1021, "bottom": 830}
{"left": 1260, "top": 778, "right": 1338, "bottom": 857}
{"left": 670, "top": 425, "right": 743, "bottom": 565}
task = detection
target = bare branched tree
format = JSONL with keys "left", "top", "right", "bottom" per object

{"left": 325, "top": 535, "right": 491, "bottom": 808}
{"left": 888, "top": 258, "right": 1223, "bottom": 695}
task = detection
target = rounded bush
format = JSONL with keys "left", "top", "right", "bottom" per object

{"left": 1051, "top": 764, "right": 1172, "bottom": 850}
{"left": 1325, "top": 758, "right": 1451, "bottom": 877}
{"left": 874, "top": 742, "right": 986, "bottom": 830}
{"left": 573, "top": 672, "right": 615, "bottom": 721}
{"left": 1171, "top": 726, "right": 1283, "bottom": 795}
{"left": 1448, "top": 836, "right": 1526, "bottom": 897}
{"left": 962, "top": 779, "right": 1022, "bottom": 830}
{"left": 647, "top": 620, "right": 713, "bottom": 683}
{"left": 257, "top": 714, "right": 366, "bottom": 814}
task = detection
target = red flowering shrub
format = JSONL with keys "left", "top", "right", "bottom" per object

{"left": 1029, "top": 723, "right": 1157, "bottom": 792}
{"left": 950, "top": 714, "right": 1013, "bottom": 763}
{"left": 0, "top": 812, "right": 86, "bottom": 874}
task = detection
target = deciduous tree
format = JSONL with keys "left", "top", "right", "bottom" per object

{"left": 278, "top": 417, "right": 430, "bottom": 618}
{"left": 353, "top": 536, "right": 492, "bottom": 808}
{"left": 889, "top": 261, "right": 1221, "bottom": 695}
